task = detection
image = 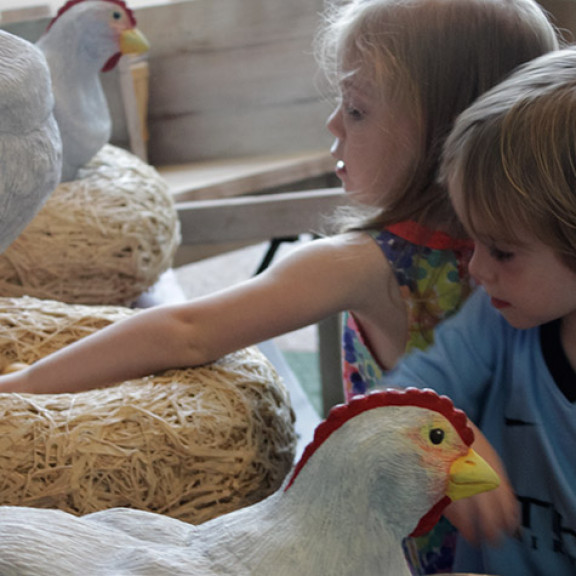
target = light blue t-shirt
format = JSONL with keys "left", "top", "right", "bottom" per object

{"left": 383, "top": 288, "right": 576, "bottom": 575}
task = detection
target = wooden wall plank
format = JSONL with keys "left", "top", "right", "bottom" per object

{"left": 136, "top": 0, "right": 333, "bottom": 165}
{"left": 176, "top": 187, "right": 346, "bottom": 245}
{"left": 159, "top": 150, "right": 335, "bottom": 202}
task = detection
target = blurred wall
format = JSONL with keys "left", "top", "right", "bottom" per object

{"left": 3, "top": 0, "right": 333, "bottom": 166}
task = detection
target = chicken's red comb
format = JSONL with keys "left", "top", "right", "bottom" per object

{"left": 285, "top": 387, "right": 473, "bottom": 491}
{"left": 46, "top": 0, "right": 137, "bottom": 31}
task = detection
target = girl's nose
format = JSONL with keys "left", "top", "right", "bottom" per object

{"left": 326, "top": 104, "right": 343, "bottom": 137}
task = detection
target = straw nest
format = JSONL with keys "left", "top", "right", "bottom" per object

{"left": 0, "top": 145, "right": 181, "bottom": 306}
{"left": 0, "top": 296, "right": 296, "bottom": 523}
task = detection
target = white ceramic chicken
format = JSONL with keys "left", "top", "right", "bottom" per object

{"left": 0, "top": 389, "right": 499, "bottom": 575}
{"left": 0, "top": 30, "right": 62, "bottom": 253}
{"left": 36, "top": 0, "right": 149, "bottom": 182}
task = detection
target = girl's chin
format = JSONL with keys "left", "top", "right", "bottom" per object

{"left": 345, "top": 190, "right": 380, "bottom": 207}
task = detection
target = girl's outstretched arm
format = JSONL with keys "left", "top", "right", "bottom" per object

{"left": 0, "top": 234, "right": 391, "bottom": 394}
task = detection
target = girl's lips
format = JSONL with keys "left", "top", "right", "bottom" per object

{"left": 490, "top": 296, "right": 511, "bottom": 309}
{"left": 335, "top": 160, "right": 347, "bottom": 180}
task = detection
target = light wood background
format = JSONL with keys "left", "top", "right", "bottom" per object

{"left": 2, "top": 0, "right": 333, "bottom": 167}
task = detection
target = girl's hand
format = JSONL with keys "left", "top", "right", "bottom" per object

{"left": 445, "top": 422, "right": 520, "bottom": 545}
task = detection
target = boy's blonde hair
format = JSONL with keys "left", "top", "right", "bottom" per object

{"left": 442, "top": 47, "right": 576, "bottom": 273}
{"left": 316, "top": 0, "right": 559, "bottom": 233}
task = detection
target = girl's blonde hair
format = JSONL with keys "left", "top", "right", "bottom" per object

{"left": 442, "top": 47, "right": 576, "bottom": 273}
{"left": 316, "top": 0, "right": 560, "bottom": 233}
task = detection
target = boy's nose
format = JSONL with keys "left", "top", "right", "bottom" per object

{"left": 468, "top": 244, "right": 494, "bottom": 286}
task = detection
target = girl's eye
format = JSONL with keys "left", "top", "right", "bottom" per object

{"left": 489, "top": 246, "right": 515, "bottom": 262}
{"left": 344, "top": 105, "right": 364, "bottom": 121}
{"left": 339, "top": 94, "right": 366, "bottom": 121}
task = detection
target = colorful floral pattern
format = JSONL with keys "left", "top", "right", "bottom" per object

{"left": 342, "top": 221, "right": 473, "bottom": 401}
{"left": 403, "top": 517, "right": 460, "bottom": 575}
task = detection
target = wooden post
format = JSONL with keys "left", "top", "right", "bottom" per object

{"left": 118, "top": 54, "right": 149, "bottom": 162}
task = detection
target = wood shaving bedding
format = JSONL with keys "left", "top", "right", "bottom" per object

{"left": 0, "top": 296, "right": 296, "bottom": 523}
{"left": 0, "top": 145, "right": 181, "bottom": 305}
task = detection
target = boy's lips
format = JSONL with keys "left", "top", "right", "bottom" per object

{"left": 490, "top": 296, "right": 511, "bottom": 309}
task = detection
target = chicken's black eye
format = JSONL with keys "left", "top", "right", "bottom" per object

{"left": 429, "top": 428, "right": 445, "bottom": 445}
{"left": 112, "top": 11, "right": 122, "bottom": 20}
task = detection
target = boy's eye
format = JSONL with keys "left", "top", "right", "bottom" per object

{"left": 489, "top": 245, "right": 515, "bottom": 262}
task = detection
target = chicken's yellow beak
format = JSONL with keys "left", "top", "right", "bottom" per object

{"left": 120, "top": 28, "right": 150, "bottom": 55}
{"left": 447, "top": 448, "right": 500, "bottom": 501}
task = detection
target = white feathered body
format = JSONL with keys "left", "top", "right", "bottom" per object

{"left": 0, "top": 395, "right": 499, "bottom": 576}
{"left": 36, "top": 0, "right": 148, "bottom": 182}
{"left": 0, "top": 30, "right": 61, "bottom": 252}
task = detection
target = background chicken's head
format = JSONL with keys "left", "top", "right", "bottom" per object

{"left": 45, "top": 0, "right": 149, "bottom": 72}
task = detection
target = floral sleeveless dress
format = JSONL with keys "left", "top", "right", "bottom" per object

{"left": 341, "top": 221, "right": 474, "bottom": 575}
{"left": 342, "top": 220, "right": 473, "bottom": 401}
